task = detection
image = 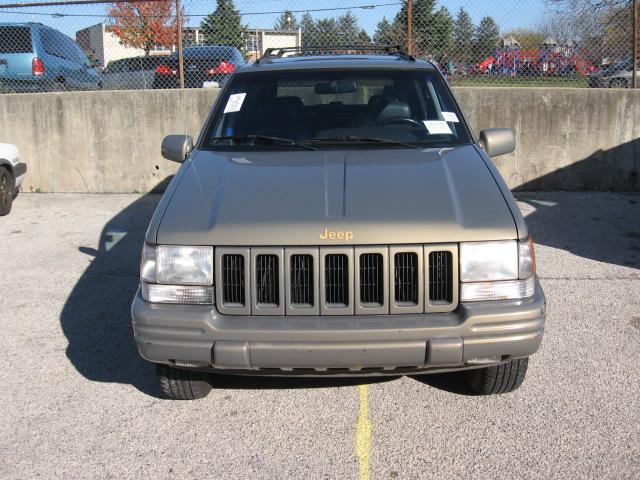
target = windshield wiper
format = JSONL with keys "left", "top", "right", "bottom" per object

{"left": 210, "top": 134, "right": 317, "bottom": 151}
{"left": 306, "top": 136, "right": 418, "bottom": 149}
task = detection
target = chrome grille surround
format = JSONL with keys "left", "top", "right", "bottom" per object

{"left": 216, "top": 245, "right": 458, "bottom": 316}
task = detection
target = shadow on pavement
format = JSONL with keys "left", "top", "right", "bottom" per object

{"left": 59, "top": 180, "right": 398, "bottom": 397}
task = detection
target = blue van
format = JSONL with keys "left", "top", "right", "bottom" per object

{"left": 0, "top": 22, "right": 100, "bottom": 93}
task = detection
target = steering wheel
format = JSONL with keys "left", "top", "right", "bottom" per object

{"left": 377, "top": 117, "right": 423, "bottom": 128}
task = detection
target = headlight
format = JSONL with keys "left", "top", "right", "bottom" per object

{"left": 140, "top": 244, "right": 214, "bottom": 304}
{"left": 460, "top": 239, "right": 536, "bottom": 302}
{"left": 460, "top": 240, "right": 518, "bottom": 282}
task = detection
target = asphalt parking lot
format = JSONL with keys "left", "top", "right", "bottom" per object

{"left": 1, "top": 191, "right": 639, "bottom": 479}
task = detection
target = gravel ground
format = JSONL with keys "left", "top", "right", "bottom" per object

{"left": 0, "top": 192, "right": 639, "bottom": 480}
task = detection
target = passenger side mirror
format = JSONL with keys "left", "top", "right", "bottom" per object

{"left": 479, "top": 128, "right": 516, "bottom": 157}
{"left": 161, "top": 135, "right": 193, "bottom": 163}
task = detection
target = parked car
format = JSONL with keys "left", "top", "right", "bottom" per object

{"left": 152, "top": 45, "right": 245, "bottom": 89}
{"left": 101, "top": 55, "right": 166, "bottom": 90}
{"left": 588, "top": 58, "right": 640, "bottom": 88}
{"left": 0, "top": 143, "right": 26, "bottom": 215}
{"left": 133, "top": 47, "right": 546, "bottom": 400}
{"left": 0, "top": 22, "right": 100, "bottom": 93}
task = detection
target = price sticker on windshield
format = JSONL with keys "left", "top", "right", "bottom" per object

{"left": 423, "top": 120, "right": 453, "bottom": 135}
{"left": 224, "top": 93, "right": 246, "bottom": 113}
{"left": 442, "top": 112, "right": 459, "bottom": 123}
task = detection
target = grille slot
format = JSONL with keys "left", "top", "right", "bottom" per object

{"left": 359, "top": 253, "right": 384, "bottom": 306}
{"left": 290, "top": 254, "right": 314, "bottom": 306}
{"left": 222, "top": 254, "right": 245, "bottom": 306}
{"left": 255, "top": 255, "right": 279, "bottom": 306}
{"left": 394, "top": 252, "right": 419, "bottom": 306}
{"left": 428, "top": 251, "right": 453, "bottom": 303}
{"left": 325, "top": 254, "right": 349, "bottom": 306}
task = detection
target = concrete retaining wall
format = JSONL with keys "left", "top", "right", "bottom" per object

{"left": 0, "top": 87, "right": 638, "bottom": 193}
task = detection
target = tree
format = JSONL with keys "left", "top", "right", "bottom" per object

{"left": 429, "top": 6, "right": 453, "bottom": 58}
{"left": 337, "top": 12, "right": 360, "bottom": 45}
{"left": 474, "top": 16, "right": 500, "bottom": 61}
{"left": 393, "top": 0, "right": 437, "bottom": 54}
{"left": 373, "top": 16, "right": 393, "bottom": 45}
{"left": 314, "top": 18, "right": 339, "bottom": 47}
{"left": 106, "top": 1, "right": 182, "bottom": 56}
{"left": 274, "top": 10, "right": 299, "bottom": 31}
{"left": 452, "top": 7, "right": 475, "bottom": 62}
{"left": 200, "top": 0, "right": 246, "bottom": 50}
{"left": 357, "top": 29, "right": 372, "bottom": 46}
{"left": 300, "top": 13, "right": 317, "bottom": 47}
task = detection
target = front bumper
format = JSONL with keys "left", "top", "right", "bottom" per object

{"left": 131, "top": 279, "right": 545, "bottom": 375}
{"left": 13, "top": 161, "right": 26, "bottom": 188}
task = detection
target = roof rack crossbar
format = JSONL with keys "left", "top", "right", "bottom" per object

{"left": 256, "top": 45, "right": 416, "bottom": 63}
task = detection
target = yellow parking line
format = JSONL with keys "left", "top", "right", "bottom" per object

{"left": 355, "top": 384, "right": 372, "bottom": 480}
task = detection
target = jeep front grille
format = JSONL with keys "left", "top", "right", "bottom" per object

{"left": 215, "top": 245, "right": 458, "bottom": 315}
{"left": 222, "top": 254, "right": 245, "bottom": 306}
{"left": 325, "top": 254, "right": 349, "bottom": 306}
{"left": 256, "top": 254, "right": 279, "bottom": 306}
{"left": 290, "top": 254, "right": 314, "bottom": 306}
{"left": 429, "top": 251, "right": 453, "bottom": 303}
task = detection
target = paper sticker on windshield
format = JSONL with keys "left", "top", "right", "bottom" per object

{"left": 442, "top": 112, "right": 459, "bottom": 123}
{"left": 423, "top": 120, "right": 453, "bottom": 135}
{"left": 224, "top": 93, "right": 246, "bottom": 113}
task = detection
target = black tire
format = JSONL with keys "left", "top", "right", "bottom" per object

{"left": 156, "top": 364, "right": 212, "bottom": 400}
{"left": 464, "top": 358, "right": 529, "bottom": 395}
{"left": 609, "top": 78, "right": 628, "bottom": 89}
{"left": 0, "top": 166, "right": 14, "bottom": 216}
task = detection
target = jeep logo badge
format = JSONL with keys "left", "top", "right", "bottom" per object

{"left": 319, "top": 229, "right": 353, "bottom": 242}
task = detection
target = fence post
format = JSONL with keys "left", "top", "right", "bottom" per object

{"left": 176, "top": 0, "right": 184, "bottom": 89}
{"left": 407, "top": 0, "right": 413, "bottom": 55}
{"left": 633, "top": 0, "right": 638, "bottom": 88}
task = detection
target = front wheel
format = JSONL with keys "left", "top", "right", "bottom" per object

{"left": 0, "top": 167, "right": 14, "bottom": 216}
{"left": 464, "top": 358, "right": 529, "bottom": 395}
{"left": 156, "top": 364, "right": 212, "bottom": 400}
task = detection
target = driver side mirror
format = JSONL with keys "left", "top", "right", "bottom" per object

{"left": 479, "top": 128, "right": 516, "bottom": 157}
{"left": 161, "top": 134, "right": 193, "bottom": 163}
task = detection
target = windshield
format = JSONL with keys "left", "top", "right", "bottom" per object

{"left": 203, "top": 68, "right": 471, "bottom": 150}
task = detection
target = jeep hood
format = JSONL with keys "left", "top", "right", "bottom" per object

{"left": 154, "top": 146, "right": 517, "bottom": 246}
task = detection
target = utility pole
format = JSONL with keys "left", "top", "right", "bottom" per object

{"left": 407, "top": 0, "right": 412, "bottom": 55}
{"left": 176, "top": 0, "right": 184, "bottom": 89}
{"left": 633, "top": 0, "right": 638, "bottom": 88}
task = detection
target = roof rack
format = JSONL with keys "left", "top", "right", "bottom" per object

{"left": 256, "top": 45, "right": 416, "bottom": 64}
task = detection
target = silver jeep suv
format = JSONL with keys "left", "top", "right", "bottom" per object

{"left": 132, "top": 47, "right": 545, "bottom": 400}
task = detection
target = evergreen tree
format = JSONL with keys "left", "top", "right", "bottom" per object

{"left": 429, "top": 6, "right": 453, "bottom": 57}
{"left": 315, "top": 18, "right": 339, "bottom": 47}
{"left": 453, "top": 7, "right": 475, "bottom": 63}
{"left": 274, "top": 10, "right": 299, "bottom": 31}
{"left": 300, "top": 13, "right": 317, "bottom": 47}
{"left": 373, "top": 16, "right": 393, "bottom": 45}
{"left": 474, "top": 16, "right": 500, "bottom": 62}
{"left": 200, "top": 0, "right": 246, "bottom": 50}
{"left": 393, "top": 0, "right": 437, "bottom": 54}
{"left": 337, "top": 12, "right": 360, "bottom": 45}
{"left": 357, "top": 29, "right": 372, "bottom": 46}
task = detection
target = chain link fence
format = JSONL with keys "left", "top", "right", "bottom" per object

{"left": 0, "top": 0, "right": 638, "bottom": 93}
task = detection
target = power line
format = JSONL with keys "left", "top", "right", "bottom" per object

{"left": 0, "top": 0, "right": 402, "bottom": 15}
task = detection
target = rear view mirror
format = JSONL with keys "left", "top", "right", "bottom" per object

{"left": 314, "top": 81, "right": 358, "bottom": 94}
{"left": 479, "top": 128, "right": 516, "bottom": 157}
{"left": 161, "top": 135, "right": 193, "bottom": 163}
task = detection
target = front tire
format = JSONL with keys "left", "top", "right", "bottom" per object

{"left": 0, "top": 167, "right": 14, "bottom": 216}
{"left": 464, "top": 358, "right": 529, "bottom": 395}
{"left": 156, "top": 364, "right": 212, "bottom": 400}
